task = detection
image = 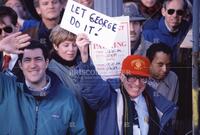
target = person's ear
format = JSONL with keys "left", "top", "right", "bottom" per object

{"left": 14, "top": 23, "right": 20, "bottom": 32}
{"left": 140, "top": 26, "right": 143, "bottom": 33}
{"left": 45, "top": 59, "right": 49, "bottom": 68}
{"left": 120, "top": 73, "right": 126, "bottom": 82}
{"left": 18, "top": 60, "right": 23, "bottom": 70}
{"left": 36, "top": 7, "right": 41, "bottom": 15}
{"left": 53, "top": 44, "right": 58, "bottom": 51}
{"left": 161, "top": 7, "right": 167, "bottom": 17}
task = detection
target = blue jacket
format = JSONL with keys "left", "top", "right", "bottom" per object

{"left": 48, "top": 55, "right": 96, "bottom": 135}
{"left": 143, "top": 17, "right": 190, "bottom": 61}
{"left": 76, "top": 61, "right": 177, "bottom": 135}
{"left": 0, "top": 72, "right": 86, "bottom": 135}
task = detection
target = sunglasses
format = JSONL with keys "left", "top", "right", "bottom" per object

{"left": 0, "top": 26, "right": 13, "bottom": 35}
{"left": 167, "top": 9, "right": 184, "bottom": 16}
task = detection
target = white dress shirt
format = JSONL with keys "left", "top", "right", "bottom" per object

{"left": 132, "top": 94, "right": 149, "bottom": 135}
{"left": 116, "top": 88, "right": 149, "bottom": 135}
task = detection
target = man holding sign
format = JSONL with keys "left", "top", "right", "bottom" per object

{"left": 60, "top": 3, "right": 176, "bottom": 134}
{"left": 74, "top": 47, "right": 177, "bottom": 135}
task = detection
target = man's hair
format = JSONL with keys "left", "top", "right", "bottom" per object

{"left": 18, "top": 40, "right": 49, "bottom": 62}
{"left": 3, "top": 0, "right": 25, "bottom": 6}
{"left": 33, "top": 0, "right": 62, "bottom": 7}
{"left": 33, "top": 0, "right": 40, "bottom": 8}
{"left": 163, "top": 0, "right": 187, "bottom": 10}
{"left": 146, "top": 43, "right": 172, "bottom": 62}
{"left": 49, "top": 25, "right": 77, "bottom": 47}
{"left": 0, "top": 6, "right": 18, "bottom": 25}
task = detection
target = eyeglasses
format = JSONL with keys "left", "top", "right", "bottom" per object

{"left": 0, "top": 26, "right": 13, "bottom": 35}
{"left": 124, "top": 74, "right": 148, "bottom": 83}
{"left": 167, "top": 9, "right": 184, "bottom": 16}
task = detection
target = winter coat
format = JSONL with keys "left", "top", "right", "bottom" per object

{"left": 0, "top": 72, "right": 86, "bottom": 135}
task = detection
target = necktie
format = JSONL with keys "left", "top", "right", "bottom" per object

{"left": 131, "top": 101, "right": 140, "bottom": 127}
{"left": 2, "top": 55, "right": 11, "bottom": 70}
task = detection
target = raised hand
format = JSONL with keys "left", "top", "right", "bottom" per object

{"left": 76, "top": 33, "right": 90, "bottom": 63}
{"left": 0, "top": 32, "right": 31, "bottom": 54}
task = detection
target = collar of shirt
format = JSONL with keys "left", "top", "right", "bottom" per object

{"left": 148, "top": 77, "right": 160, "bottom": 89}
{"left": 26, "top": 75, "right": 51, "bottom": 92}
{"left": 9, "top": 54, "right": 18, "bottom": 70}
{"left": 148, "top": 76, "right": 170, "bottom": 90}
{"left": 131, "top": 94, "right": 141, "bottom": 104}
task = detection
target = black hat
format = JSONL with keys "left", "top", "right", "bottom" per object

{"left": 123, "top": 2, "right": 146, "bottom": 22}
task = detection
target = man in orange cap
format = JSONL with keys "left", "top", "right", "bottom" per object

{"left": 74, "top": 38, "right": 177, "bottom": 135}
{"left": 120, "top": 55, "right": 150, "bottom": 100}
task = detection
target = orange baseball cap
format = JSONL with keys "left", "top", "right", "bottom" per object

{"left": 121, "top": 55, "right": 150, "bottom": 77}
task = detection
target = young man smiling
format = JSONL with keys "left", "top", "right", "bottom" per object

{"left": 0, "top": 39, "right": 86, "bottom": 135}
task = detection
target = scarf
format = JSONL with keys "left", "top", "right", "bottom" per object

{"left": 51, "top": 51, "right": 77, "bottom": 67}
{"left": 121, "top": 85, "right": 160, "bottom": 135}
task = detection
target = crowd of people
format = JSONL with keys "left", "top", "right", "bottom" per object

{"left": 0, "top": 0, "right": 192, "bottom": 135}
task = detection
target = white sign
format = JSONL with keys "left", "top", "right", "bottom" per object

{"left": 90, "top": 16, "right": 130, "bottom": 79}
{"left": 60, "top": 0, "right": 120, "bottom": 48}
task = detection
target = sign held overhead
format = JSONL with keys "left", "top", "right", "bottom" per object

{"left": 60, "top": 0, "right": 120, "bottom": 48}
